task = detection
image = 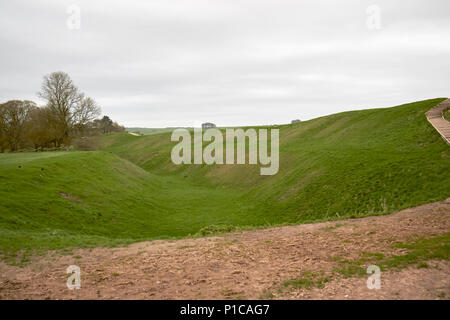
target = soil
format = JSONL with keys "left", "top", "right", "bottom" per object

{"left": 1, "top": 198, "right": 449, "bottom": 300}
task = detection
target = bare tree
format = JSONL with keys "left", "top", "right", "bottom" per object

{"left": 99, "top": 115, "right": 114, "bottom": 134}
{"left": 0, "top": 100, "right": 35, "bottom": 151}
{"left": 72, "top": 96, "right": 101, "bottom": 136}
{"left": 112, "top": 121, "right": 125, "bottom": 132}
{"left": 25, "top": 106, "right": 56, "bottom": 150}
{"left": 38, "top": 71, "right": 101, "bottom": 145}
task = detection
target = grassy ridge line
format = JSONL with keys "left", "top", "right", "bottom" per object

{"left": 0, "top": 98, "right": 449, "bottom": 263}
{"left": 125, "top": 127, "right": 175, "bottom": 135}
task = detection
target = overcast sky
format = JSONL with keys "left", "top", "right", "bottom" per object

{"left": 1, "top": 0, "right": 449, "bottom": 127}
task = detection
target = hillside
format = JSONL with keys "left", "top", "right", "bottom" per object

{"left": 1, "top": 98, "right": 449, "bottom": 263}
{"left": 125, "top": 127, "right": 174, "bottom": 135}
{"left": 96, "top": 98, "right": 450, "bottom": 220}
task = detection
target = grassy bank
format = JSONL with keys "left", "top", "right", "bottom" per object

{"left": 1, "top": 98, "right": 449, "bottom": 263}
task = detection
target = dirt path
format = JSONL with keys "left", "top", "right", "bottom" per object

{"left": 1, "top": 199, "right": 449, "bottom": 300}
{"left": 426, "top": 98, "right": 450, "bottom": 145}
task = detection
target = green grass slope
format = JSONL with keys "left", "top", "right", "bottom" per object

{"left": 0, "top": 151, "right": 251, "bottom": 263}
{"left": 125, "top": 127, "right": 175, "bottom": 135}
{"left": 97, "top": 98, "right": 450, "bottom": 220}
{"left": 1, "top": 98, "right": 449, "bottom": 263}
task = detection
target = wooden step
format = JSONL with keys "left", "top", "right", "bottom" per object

{"left": 426, "top": 99, "right": 450, "bottom": 145}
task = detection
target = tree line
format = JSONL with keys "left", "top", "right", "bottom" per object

{"left": 0, "top": 72, "right": 124, "bottom": 152}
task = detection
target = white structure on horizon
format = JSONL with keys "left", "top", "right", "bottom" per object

{"left": 202, "top": 122, "right": 216, "bottom": 129}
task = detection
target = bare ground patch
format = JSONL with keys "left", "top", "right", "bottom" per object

{"left": 0, "top": 198, "right": 449, "bottom": 300}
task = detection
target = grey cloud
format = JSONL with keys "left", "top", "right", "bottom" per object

{"left": 0, "top": 0, "right": 449, "bottom": 127}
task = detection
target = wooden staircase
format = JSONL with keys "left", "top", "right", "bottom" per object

{"left": 425, "top": 99, "right": 450, "bottom": 145}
